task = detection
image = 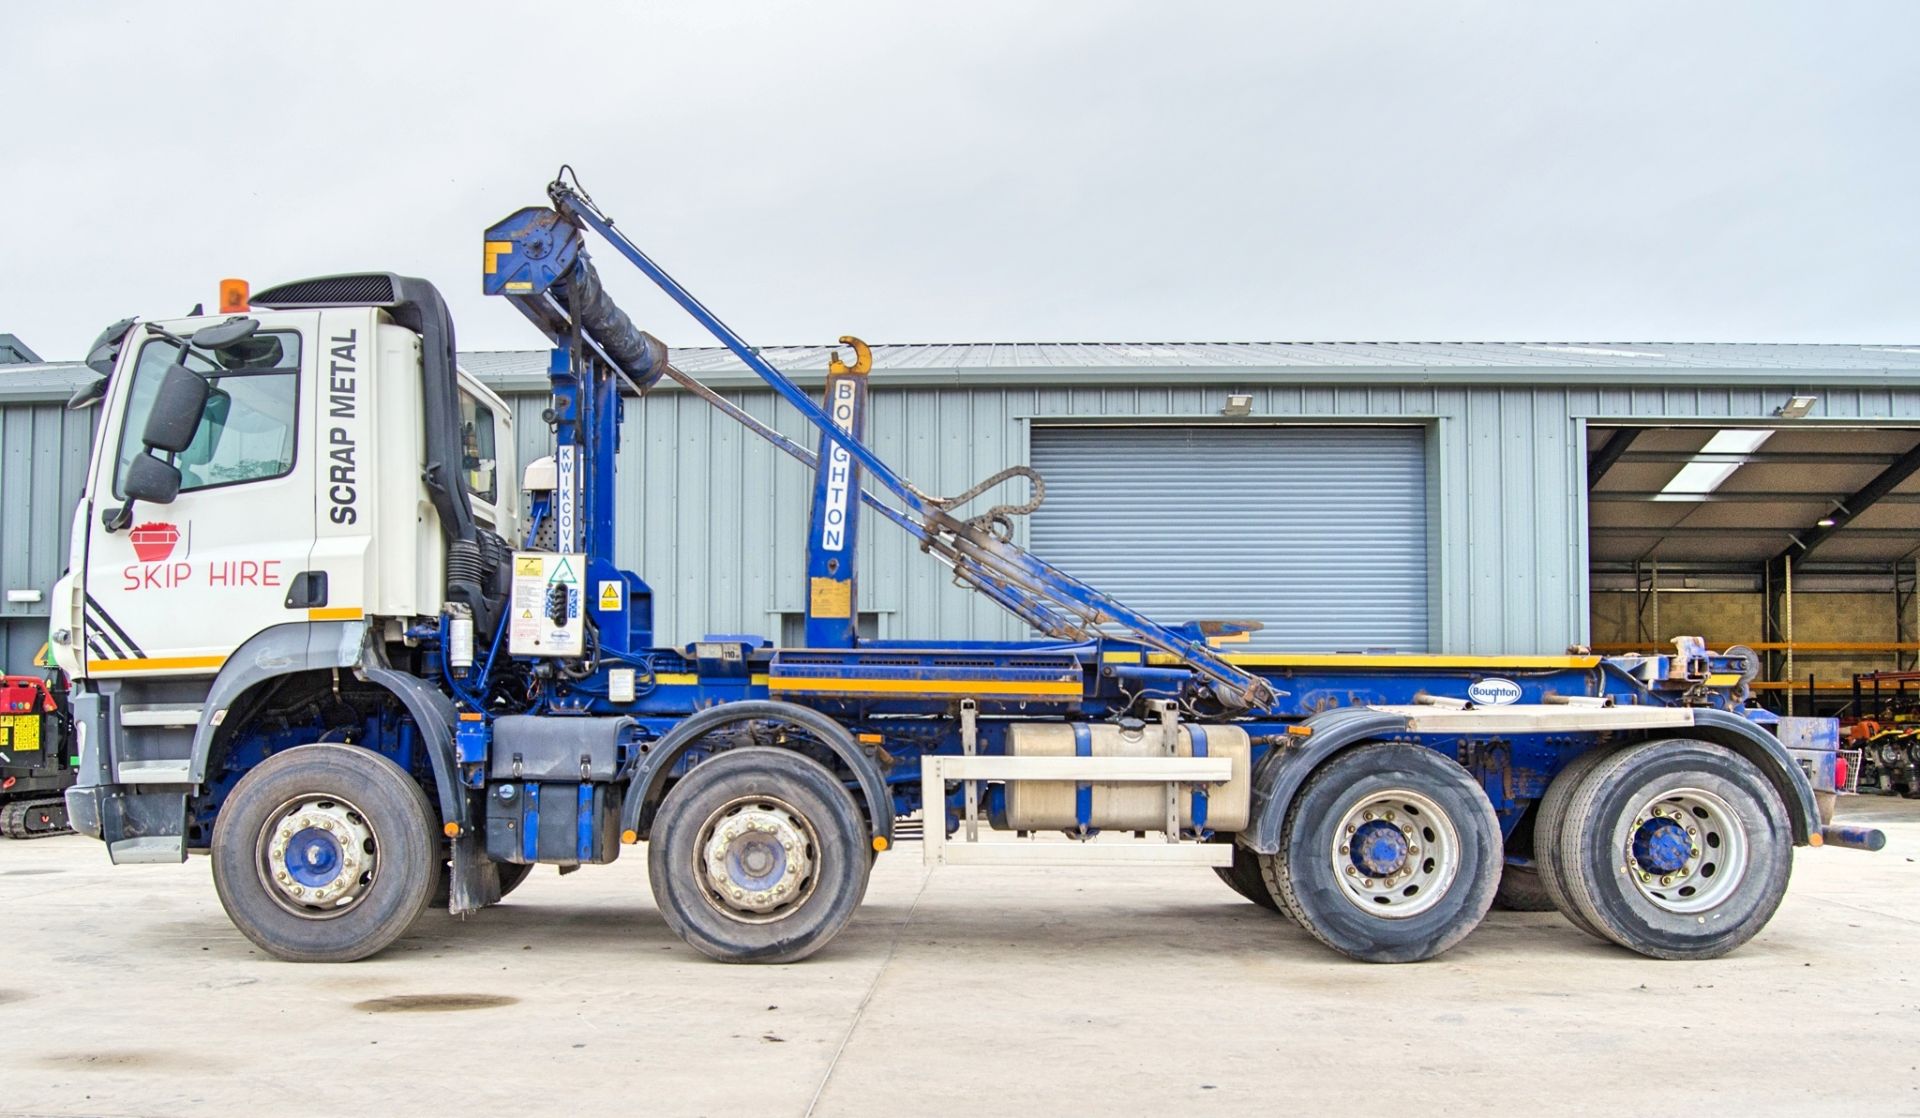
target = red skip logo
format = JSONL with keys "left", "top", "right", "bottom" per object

{"left": 129, "top": 522, "right": 181, "bottom": 563}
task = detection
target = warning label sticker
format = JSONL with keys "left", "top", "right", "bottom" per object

{"left": 598, "top": 580, "right": 623, "bottom": 612}
{"left": 508, "top": 551, "right": 586, "bottom": 658}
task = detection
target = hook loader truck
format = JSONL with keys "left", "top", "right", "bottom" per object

{"left": 50, "top": 171, "right": 1881, "bottom": 965}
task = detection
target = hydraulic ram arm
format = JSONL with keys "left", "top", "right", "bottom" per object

{"left": 483, "top": 176, "right": 1276, "bottom": 710}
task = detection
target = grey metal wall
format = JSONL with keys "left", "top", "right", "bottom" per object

{"left": 500, "top": 382, "right": 1585, "bottom": 653}
{"left": 0, "top": 400, "right": 94, "bottom": 673}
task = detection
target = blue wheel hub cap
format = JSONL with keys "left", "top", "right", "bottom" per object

{"left": 1632, "top": 816, "right": 1690, "bottom": 875}
{"left": 285, "top": 826, "right": 345, "bottom": 887}
{"left": 727, "top": 834, "right": 790, "bottom": 892}
{"left": 1350, "top": 819, "right": 1410, "bottom": 877}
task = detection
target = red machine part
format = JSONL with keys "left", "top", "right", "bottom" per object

{"left": 1, "top": 676, "right": 58, "bottom": 714}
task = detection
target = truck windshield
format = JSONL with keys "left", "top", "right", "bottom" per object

{"left": 112, "top": 332, "right": 303, "bottom": 498}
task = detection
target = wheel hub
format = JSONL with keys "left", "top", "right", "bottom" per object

{"left": 699, "top": 801, "right": 814, "bottom": 919}
{"left": 1631, "top": 816, "right": 1690, "bottom": 875}
{"left": 1350, "top": 819, "right": 1410, "bottom": 877}
{"left": 1330, "top": 789, "right": 1460, "bottom": 919}
{"left": 261, "top": 798, "right": 376, "bottom": 914}
{"left": 1624, "top": 787, "right": 1749, "bottom": 914}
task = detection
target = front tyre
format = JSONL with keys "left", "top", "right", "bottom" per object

{"left": 1260, "top": 742, "right": 1501, "bottom": 963}
{"left": 648, "top": 748, "right": 867, "bottom": 964}
{"left": 211, "top": 744, "right": 438, "bottom": 963}
{"left": 1555, "top": 740, "right": 1792, "bottom": 960}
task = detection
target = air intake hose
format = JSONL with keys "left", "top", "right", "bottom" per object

{"left": 559, "top": 260, "right": 668, "bottom": 389}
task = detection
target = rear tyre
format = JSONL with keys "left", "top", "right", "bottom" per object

{"left": 1556, "top": 740, "right": 1792, "bottom": 960}
{"left": 1534, "top": 746, "right": 1619, "bottom": 939}
{"left": 1260, "top": 742, "right": 1501, "bottom": 963}
{"left": 211, "top": 744, "right": 437, "bottom": 963}
{"left": 1214, "top": 843, "right": 1289, "bottom": 918}
{"left": 1492, "top": 864, "right": 1555, "bottom": 912}
{"left": 648, "top": 748, "right": 868, "bottom": 964}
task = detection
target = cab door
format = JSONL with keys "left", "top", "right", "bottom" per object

{"left": 79, "top": 318, "right": 317, "bottom": 677}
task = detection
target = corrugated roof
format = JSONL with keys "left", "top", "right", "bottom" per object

{"left": 0, "top": 334, "right": 40, "bottom": 364}
{"left": 12, "top": 340, "right": 1920, "bottom": 404}
{"left": 0, "top": 361, "right": 90, "bottom": 403}
{"left": 464, "top": 340, "right": 1920, "bottom": 375}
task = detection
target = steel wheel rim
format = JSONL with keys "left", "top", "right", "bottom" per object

{"left": 1330, "top": 788, "right": 1461, "bottom": 919}
{"left": 1624, "top": 785, "right": 1749, "bottom": 914}
{"left": 693, "top": 795, "right": 820, "bottom": 925}
{"left": 254, "top": 793, "right": 380, "bottom": 919}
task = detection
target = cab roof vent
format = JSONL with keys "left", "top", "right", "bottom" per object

{"left": 252, "top": 273, "right": 398, "bottom": 309}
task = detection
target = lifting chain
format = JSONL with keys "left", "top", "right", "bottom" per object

{"left": 924, "top": 465, "right": 1046, "bottom": 541}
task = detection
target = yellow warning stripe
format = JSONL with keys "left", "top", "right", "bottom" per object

{"left": 768, "top": 676, "right": 1082, "bottom": 697}
{"left": 654, "top": 673, "right": 771, "bottom": 687}
{"left": 308, "top": 607, "right": 364, "bottom": 621}
{"left": 88, "top": 655, "right": 227, "bottom": 674}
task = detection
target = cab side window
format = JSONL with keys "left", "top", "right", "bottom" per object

{"left": 113, "top": 333, "right": 302, "bottom": 498}
{"left": 460, "top": 392, "right": 499, "bottom": 505}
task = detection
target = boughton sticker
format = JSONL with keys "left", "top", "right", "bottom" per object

{"left": 1467, "top": 677, "right": 1523, "bottom": 706}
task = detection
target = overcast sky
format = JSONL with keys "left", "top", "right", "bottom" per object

{"left": 2, "top": 2, "right": 1915, "bottom": 360}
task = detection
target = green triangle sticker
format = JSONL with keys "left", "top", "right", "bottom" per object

{"left": 551, "top": 558, "right": 578, "bottom": 584}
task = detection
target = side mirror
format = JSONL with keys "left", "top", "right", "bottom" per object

{"left": 142, "top": 365, "right": 210, "bottom": 454}
{"left": 191, "top": 316, "right": 259, "bottom": 351}
{"left": 67, "top": 377, "right": 109, "bottom": 410}
{"left": 122, "top": 453, "right": 182, "bottom": 504}
{"left": 85, "top": 317, "right": 136, "bottom": 377}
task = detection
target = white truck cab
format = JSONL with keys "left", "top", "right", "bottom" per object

{"left": 54, "top": 280, "right": 515, "bottom": 863}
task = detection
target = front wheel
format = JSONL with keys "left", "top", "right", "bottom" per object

{"left": 1260, "top": 742, "right": 1501, "bottom": 963}
{"left": 211, "top": 744, "right": 438, "bottom": 963}
{"left": 647, "top": 748, "right": 868, "bottom": 963}
{"left": 1551, "top": 740, "right": 1792, "bottom": 960}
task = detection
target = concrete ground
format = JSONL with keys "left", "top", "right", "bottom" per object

{"left": 3, "top": 799, "right": 1918, "bottom": 1118}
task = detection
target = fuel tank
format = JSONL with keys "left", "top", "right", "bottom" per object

{"left": 1003, "top": 722, "right": 1252, "bottom": 832}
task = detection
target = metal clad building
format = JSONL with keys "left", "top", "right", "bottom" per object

{"left": 7, "top": 341, "right": 1920, "bottom": 671}
{"left": 0, "top": 366, "right": 97, "bottom": 670}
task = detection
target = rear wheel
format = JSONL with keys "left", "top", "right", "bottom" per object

{"left": 1492, "top": 864, "right": 1555, "bottom": 912}
{"left": 1260, "top": 742, "right": 1501, "bottom": 963}
{"left": 211, "top": 744, "right": 437, "bottom": 963}
{"left": 1554, "top": 740, "right": 1792, "bottom": 960}
{"left": 648, "top": 748, "right": 868, "bottom": 963}
{"left": 1214, "top": 843, "right": 1289, "bottom": 918}
{"left": 1534, "top": 746, "right": 1619, "bottom": 938}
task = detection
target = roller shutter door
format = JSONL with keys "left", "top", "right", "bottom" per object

{"left": 1028, "top": 425, "right": 1428, "bottom": 652}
